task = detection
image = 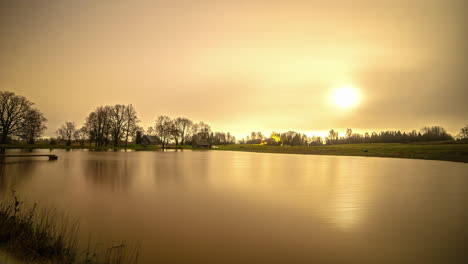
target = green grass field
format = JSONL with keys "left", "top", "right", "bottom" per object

{"left": 216, "top": 143, "right": 468, "bottom": 163}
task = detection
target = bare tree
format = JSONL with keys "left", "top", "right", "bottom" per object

{"left": 56, "top": 122, "right": 76, "bottom": 145}
{"left": 84, "top": 106, "right": 111, "bottom": 147}
{"left": 123, "top": 104, "right": 139, "bottom": 147}
{"left": 169, "top": 122, "right": 180, "bottom": 146}
{"left": 226, "top": 132, "right": 235, "bottom": 144}
{"left": 189, "top": 123, "right": 200, "bottom": 143}
{"left": 0, "top": 91, "right": 34, "bottom": 144}
{"left": 250, "top": 132, "right": 257, "bottom": 141}
{"left": 18, "top": 108, "right": 47, "bottom": 144}
{"left": 189, "top": 121, "right": 211, "bottom": 145}
{"left": 196, "top": 121, "right": 211, "bottom": 139}
{"left": 457, "top": 125, "right": 468, "bottom": 140}
{"left": 246, "top": 131, "right": 265, "bottom": 144}
{"left": 174, "top": 117, "right": 193, "bottom": 145}
{"left": 154, "top": 115, "right": 173, "bottom": 148}
{"left": 210, "top": 131, "right": 236, "bottom": 145}
{"left": 109, "top": 104, "right": 127, "bottom": 147}
{"left": 327, "top": 129, "right": 339, "bottom": 144}
{"left": 420, "top": 125, "right": 452, "bottom": 141}
{"left": 74, "top": 127, "right": 87, "bottom": 146}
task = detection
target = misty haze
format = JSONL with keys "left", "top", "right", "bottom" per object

{"left": 0, "top": 0, "right": 467, "bottom": 264}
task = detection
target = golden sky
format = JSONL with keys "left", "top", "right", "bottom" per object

{"left": 1, "top": 0, "right": 467, "bottom": 138}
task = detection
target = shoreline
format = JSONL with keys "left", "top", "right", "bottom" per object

{"left": 0, "top": 144, "right": 196, "bottom": 151}
{"left": 1, "top": 143, "right": 467, "bottom": 163}
{"left": 216, "top": 143, "right": 468, "bottom": 163}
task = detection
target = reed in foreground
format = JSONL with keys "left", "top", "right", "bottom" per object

{"left": 0, "top": 191, "right": 139, "bottom": 264}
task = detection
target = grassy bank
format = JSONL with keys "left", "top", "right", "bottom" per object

{"left": 0, "top": 192, "right": 139, "bottom": 264}
{"left": 216, "top": 143, "right": 468, "bottom": 163}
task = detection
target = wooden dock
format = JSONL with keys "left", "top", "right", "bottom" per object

{"left": 0, "top": 154, "right": 58, "bottom": 160}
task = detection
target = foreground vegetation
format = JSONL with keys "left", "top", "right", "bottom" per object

{"left": 217, "top": 143, "right": 468, "bottom": 163}
{"left": 0, "top": 192, "right": 139, "bottom": 264}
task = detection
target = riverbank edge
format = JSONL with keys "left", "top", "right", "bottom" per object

{"left": 0, "top": 144, "right": 192, "bottom": 151}
{"left": 216, "top": 143, "right": 468, "bottom": 163}
{"left": 1, "top": 143, "right": 467, "bottom": 163}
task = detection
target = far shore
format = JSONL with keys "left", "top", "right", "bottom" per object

{"left": 217, "top": 143, "right": 468, "bottom": 163}
{"left": 1, "top": 142, "right": 467, "bottom": 163}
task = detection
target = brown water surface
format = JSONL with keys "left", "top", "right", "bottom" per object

{"left": 0, "top": 149, "right": 467, "bottom": 263}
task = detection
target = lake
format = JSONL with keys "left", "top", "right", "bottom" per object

{"left": 0, "top": 149, "right": 467, "bottom": 263}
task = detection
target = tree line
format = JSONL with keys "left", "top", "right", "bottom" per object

{"left": 240, "top": 131, "right": 323, "bottom": 146}
{"left": 324, "top": 127, "right": 454, "bottom": 145}
{"left": 54, "top": 109, "right": 235, "bottom": 148}
{"left": 1, "top": 91, "right": 467, "bottom": 146}
{"left": 239, "top": 126, "right": 463, "bottom": 146}
{"left": 0, "top": 91, "right": 235, "bottom": 147}
{"left": 145, "top": 116, "right": 236, "bottom": 148}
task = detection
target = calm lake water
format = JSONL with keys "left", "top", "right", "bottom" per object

{"left": 0, "top": 149, "right": 467, "bottom": 264}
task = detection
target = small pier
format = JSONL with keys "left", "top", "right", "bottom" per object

{"left": 0, "top": 154, "right": 58, "bottom": 160}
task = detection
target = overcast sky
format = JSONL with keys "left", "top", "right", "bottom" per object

{"left": 1, "top": 0, "right": 467, "bottom": 139}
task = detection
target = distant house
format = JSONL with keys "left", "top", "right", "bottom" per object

{"left": 141, "top": 135, "right": 161, "bottom": 146}
{"left": 192, "top": 138, "right": 211, "bottom": 148}
{"left": 261, "top": 138, "right": 278, "bottom": 145}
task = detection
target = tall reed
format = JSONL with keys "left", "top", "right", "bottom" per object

{"left": 0, "top": 191, "right": 139, "bottom": 264}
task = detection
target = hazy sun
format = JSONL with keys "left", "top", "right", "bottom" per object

{"left": 332, "top": 85, "right": 361, "bottom": 108}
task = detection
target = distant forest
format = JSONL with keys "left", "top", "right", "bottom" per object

{"left": 1, "top": 91, "right": 467, "bottom": 147}
{"left": 242, "top": 126, "right": 458, "bottom": 146}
